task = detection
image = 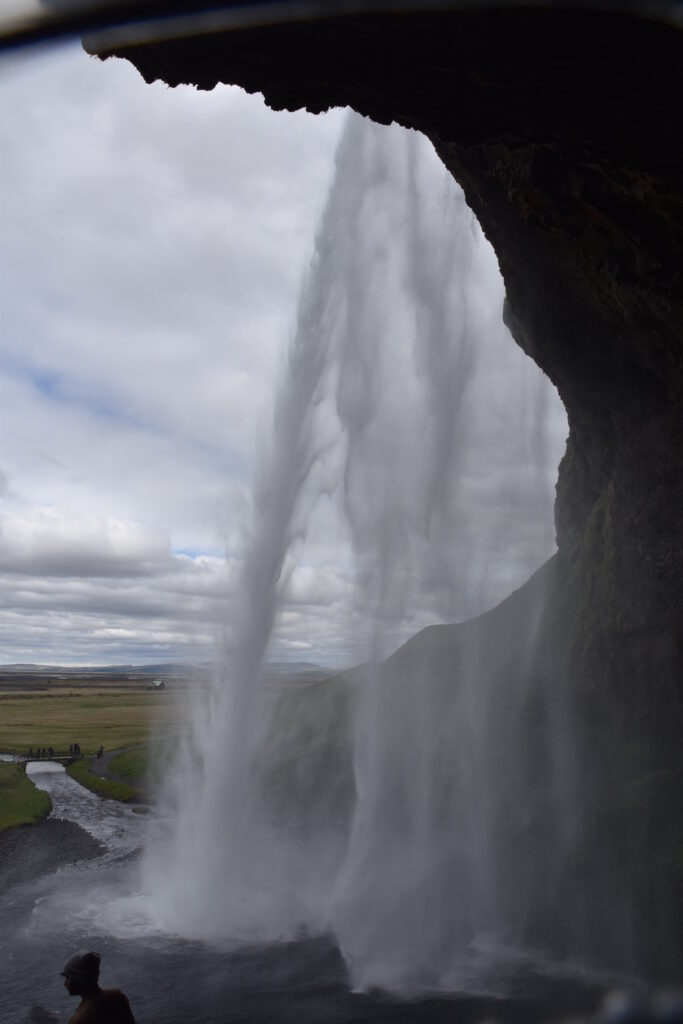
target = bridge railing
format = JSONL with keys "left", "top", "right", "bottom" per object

{"left": 13, "top": 750, "right": 86, "bottom": 764}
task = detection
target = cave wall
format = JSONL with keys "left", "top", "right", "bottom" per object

{"left": 88, "top": 3, "right": 683, "bottom": 977}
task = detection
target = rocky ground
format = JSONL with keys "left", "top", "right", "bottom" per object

{"left": 0, "top": 818, "right": 104, "bottom": 890}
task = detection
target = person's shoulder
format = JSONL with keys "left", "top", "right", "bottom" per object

{"left": 68, "top": 990, "right": 135, "bottom": 1024}
{"left": 66, "top": 1000, "right": 98, "bottom": 1024}
{"left": 66, "top": 1002, "right": 97, "bottom": 1024}
{"left": 101, "top": 988, "right": 136, "bottom": 1021}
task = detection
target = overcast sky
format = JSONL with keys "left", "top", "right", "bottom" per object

{"left": 0, "top": 41, "right": 567, "bottom": 668}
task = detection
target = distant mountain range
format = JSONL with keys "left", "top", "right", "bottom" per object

{"left": 0, "top": 660, "right": 331, "bottom": 679}
{"left": 0, "top": 662, "right": 200, "bottom": 677}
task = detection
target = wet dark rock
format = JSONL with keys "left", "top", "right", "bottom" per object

{"left": 0, "top": 817, "right": 104, "bottom": 889}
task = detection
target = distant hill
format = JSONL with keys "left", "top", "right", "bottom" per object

{"left": 0, "top": 659, "right": 333, "bottom": 682}
{"left": 0, "top": 662, "right": 203, "bottom": 678}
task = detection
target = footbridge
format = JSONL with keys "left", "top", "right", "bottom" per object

{"left": 12, "top": 751, "right": 85, "bottom": 766}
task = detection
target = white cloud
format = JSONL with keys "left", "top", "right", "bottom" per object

{"left": 1, "top": 56, "right": 343, "bottom": 470}
{"left": 0, "top": 507, "right": 170, "bottom": 577}
{"left": 0, "top": 43, "right": 346, "bottom": 664}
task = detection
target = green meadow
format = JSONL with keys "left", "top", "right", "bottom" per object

{"left": 0, "top": 688, "right": 181, "bottom": 755}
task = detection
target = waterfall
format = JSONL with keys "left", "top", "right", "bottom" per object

{"left": 144, "top": 112, "right": 567, "bottom": 990}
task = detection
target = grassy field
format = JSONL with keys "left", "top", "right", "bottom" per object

{"left": 109, "top": 746, "right": 149, "bottom": 779}
{"left": 109, "top": 745, "right": 161, "bottom": 781}
{"left": 66, "top": 758, "right": 141, "bottom": 803}
{"left": 0, "top": 763, "right": 52, "bottom": 831}
{"left": 0, "top": 689, "right": 182, "bottom": 755}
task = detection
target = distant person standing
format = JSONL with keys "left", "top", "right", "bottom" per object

{"left": 61, "top": 951, "right": 136, "bottom": 1024}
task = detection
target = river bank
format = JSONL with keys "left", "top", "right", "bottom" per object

{"left": 0, "top": 817, "right": 104, "bottom": 890}
{"left": 0, "top": 762, "right": 52, "bottom": 832}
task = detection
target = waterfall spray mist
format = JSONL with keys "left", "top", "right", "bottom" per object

{"left": 144, "top": 113, "right": 567, "bottom": 988}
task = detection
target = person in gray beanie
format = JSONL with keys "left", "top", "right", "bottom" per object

{"left": 61, "top": 951, "right": 136, "bottom": 1024}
